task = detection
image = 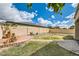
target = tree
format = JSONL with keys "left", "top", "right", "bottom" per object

{"left": 69, "top": 25, "right": 75, "bottom": 29}
{"left": 1, "top": 23, "right": 11, "bottom": 39}
{"left": 54, "top": 26, "right": 60, "bottom": 29}
{"left": 27, "top": 3, "right": 65, "bottom": 14}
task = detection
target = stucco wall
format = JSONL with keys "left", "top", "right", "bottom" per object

{"left": 75, "top": 19, "right": 79, "bottom": 40}
{"left": 0, "top": 26, "right": 3, "bottom": 39}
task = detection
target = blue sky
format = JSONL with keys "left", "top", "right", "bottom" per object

{"left": 0, "top": 3, "right": 77, "bottom": 28}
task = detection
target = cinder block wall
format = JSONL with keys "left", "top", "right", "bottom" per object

{"left": 49, "top": 29, "right": 75, "bottom": 34}
{"left": 10, "top": 25, "right": 49, "bottom": 36}
{"left": 26, "top": 26, "right": 49, "bottom": 34}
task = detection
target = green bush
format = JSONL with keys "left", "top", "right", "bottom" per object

{"left": 63, "top": 35, "right": 74, "bottom": 40}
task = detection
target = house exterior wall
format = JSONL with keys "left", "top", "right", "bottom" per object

{"left": 0, "top": 26, "right": 3, "bottom": 39}
{"left": 74, "top": 4, "right": 79, "bottom": 40}
{"left": 75, "top": 19, "right": 79, "bottom": 40}
{"left": 74, "top": 10, "right": 79, "bottom": 21}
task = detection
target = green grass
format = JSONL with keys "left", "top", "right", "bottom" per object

{"left": 33, "top": 35, "right": 63, "bottom": 40}
{"left": 31, "top": 42, "right": 77, "bottom": 56}
{"left": 33, "top": 34, "right": 74, "bottom": 40}
{"left": 0, "top": 41, "right": 77, "bottom": 56}
{"left": 0, "top": 41, "right": 48, "bottom": 56}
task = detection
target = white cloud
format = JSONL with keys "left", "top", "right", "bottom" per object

{"left": 0, "top": 3, "right": 21, "bottom": 21}
{"left": 45, "top": 7, "right": 54, "bottom": 12}
{"left": 37, "top": 17, "right": 74, "bottom": 28}
{"left": 19, "top": 11, "right": 35, "bottom": 23}
{"left": 45, "top": 7, "right": 48, "bottom": 10}
{"left": 51, "top": 19, "right": 74, "bottom": 28}
{"left": 38, "top": 17, "right": 53, "bottom": 26}
{"left": 0, "top": 19, "right": 6, "bottom": 23}
{"left": 51, "top": 21, "right": 60, "bottom": 27}
{"left": 72, "top": 3, "right": 78, "bottom": 8}
{"left": 59, "top": 20, "right": 74, "bottom": 28}
{"left": 32, "top": 12, "right": 38, "bottom": 16}
{"left": 51, "top": 15, "right": 55, "bottom": 19}
{"left": 35, "top": 10, "right": 38, "bottom": 13}
{"left": 0, "top": 3, "right": 74, "bottom": 29}
{"left": 65, "top": 12, "right": 75, "bottom": 19}
{"left": 0, "top": 3, "right": 37, "bottom": 23}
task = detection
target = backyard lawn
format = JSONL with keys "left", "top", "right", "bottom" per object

{"left": 0, "top": 41, "right": 49, "bottom": 56}
{"left": 31, "top": 42, "right": 77, "bottom": 56}
{"left": 33, "top": 34, "right": 74, "bottom": 40}
{"left": 0, "top": 41, "right": 77, "bottom": 56}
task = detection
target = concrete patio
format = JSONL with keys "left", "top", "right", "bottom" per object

{"left": 57, "top": 40, "right": 79, "bottom": 55}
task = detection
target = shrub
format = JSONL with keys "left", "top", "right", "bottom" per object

{"left": 30, "top": 32, "right": 34, "bottom": 35}
{"left": 63, "top": 35, "right": 74, "bottom": 40}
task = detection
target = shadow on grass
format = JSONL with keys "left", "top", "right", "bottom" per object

{"left": 31, "top": 42, "right": 77, "bottom": 56}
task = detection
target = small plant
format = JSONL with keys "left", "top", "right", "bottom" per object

{"left": 36, "top": 33, "right": 38, "bottom": 35}
{"left": 30, "top": 32, "right": 34, "bottom": 35}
